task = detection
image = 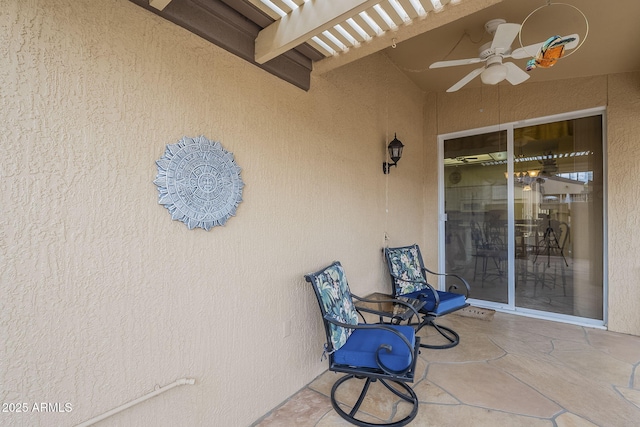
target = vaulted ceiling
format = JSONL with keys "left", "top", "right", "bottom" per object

{"left": 130, "top": 0, "right": 640, "bottom": 92}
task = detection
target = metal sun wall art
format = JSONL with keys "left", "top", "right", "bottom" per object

{"left": 154, "top": 135, "right": 244, "bottom": 231}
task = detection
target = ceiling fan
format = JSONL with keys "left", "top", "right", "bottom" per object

{"left": 429, "top": 19, "right": 578, "bottom": 93}
{"left": 455, "top": 156, "right": 477, "bottom": 163}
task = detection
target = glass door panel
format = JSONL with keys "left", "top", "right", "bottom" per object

{"left": 444, "top": 130, "right": 509, "bottom": 304}
{"left": 441, "top": 113, "right": 604, "bottom": 322}
{"left": 514, "top": 116, "right": 604, "bottom": 320}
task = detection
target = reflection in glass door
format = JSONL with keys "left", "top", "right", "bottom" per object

{"left": 513, "top": 116, "right": 603, "bottom": 320}
{"left": 443, "top": 130, "right": 509, "bottom": 305}
{"left": 442, "top": 112, "right": 604, "bottom": 322}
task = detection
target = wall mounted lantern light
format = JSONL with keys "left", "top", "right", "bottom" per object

{"left": 383, "top": 133, "right": 404, "bottom": 174}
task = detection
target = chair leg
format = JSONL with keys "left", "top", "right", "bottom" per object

{"left": 331, "top": 374, "right": 418, "bottom": 427}
{"left": 415, "top": 317, "right": 460, "bottom": 350}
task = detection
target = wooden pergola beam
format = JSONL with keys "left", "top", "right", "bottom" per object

{"left": 255, "top": 0, "right": 380, "bottom": 64}
{"left": 150, "top": 0, "right": 173, "bottom": 11}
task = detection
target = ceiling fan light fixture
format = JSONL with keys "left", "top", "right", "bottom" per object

{"left": 481, "top": 64, "right": 507, "bottom": 85}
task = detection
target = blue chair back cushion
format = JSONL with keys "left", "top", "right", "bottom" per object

{"left": 386, "top": 246, "right": 429, "bottom": 296}
{"left": 309, "top": 263, "right": 359, "bottom": 351}
{"left": 333, "top": 325, "right": 416, "bottom": 372}
{"left": 402, "top": 290, "right": 467, "bottom": 315}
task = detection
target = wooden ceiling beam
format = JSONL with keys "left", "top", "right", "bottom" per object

{"left": 255, "top": 0, "right": 380, "bottom": 64}
{"left": 129, "top": 0, "right": 318, "bottom": 91}
{"left": 313, "top": 0, "right": 507, "bottom": 75}
{"left": 150, "top": 0, "right": 173, "bottom": 11}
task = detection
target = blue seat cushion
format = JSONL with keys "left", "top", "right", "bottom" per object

{"left": 402, "top": 290, "right": 467, "bottom": 315}
{"left": 333, "top": 325, "right": 415, "bottom": 372}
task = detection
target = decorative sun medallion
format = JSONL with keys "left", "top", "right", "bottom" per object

{"left": 154, "top": 135, "right": 244, "bottom": 230}
{"left": 449, "top": 170, "right": 462, "bottom": 185}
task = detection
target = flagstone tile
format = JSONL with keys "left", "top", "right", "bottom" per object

{"left": 555, "top": 411, "right": 599, "bottom": 427}
{"left": 490, "top": 353, "right": 640, "bottom": 426}
{"left": 254, "top": 388, "right": 331, "bottom": 427}
{"left": 488, "top": 334, "right": 558, "bottom": 358}
{"left": 308, "top": 371, "right": 338, "bottom": 397}
{"left": 413, "top": 379, "right": 459, "bottom": 404}
{"left": 419, "top": 331, "right": 505, "bottom": 363}
{"left": 428, "top": 361, "right": 561, "bottom": 417}
{"left": 414, "top": 355, "right": 428, "bottom": 380}
{"left": 413, "top": 403, "right": 552, "bottom": 427}
{"left": 616, "top": 386, "right": 640, "bottom": 409}
{"left": 551, "top": 347, "right": 635, "bottom": 387}
{"left": 586, "top": 328, "right": 640, "bottom": 364}
{"left": 316, "top": 410, "right": 357, "bottom": 426}
{"left": 521, "top": 322, "right": 588, "bottom": 343}
{"left": 551, "top": 338, "right": 592, "bottom": 352}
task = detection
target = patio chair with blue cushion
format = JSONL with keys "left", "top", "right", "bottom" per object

{"left": 384, "top": 244, "right": 470, "bottom": 349}
{"left": 304, "top": 261, "right": 421, "bottom": 427}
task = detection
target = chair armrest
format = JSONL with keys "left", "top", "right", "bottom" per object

{"left": 423, "top": 267, "right": 471, "bottom": 298}
{"left": 351, "top": 293, "right": 421, "bottom": 320}
{"left": 323, "top": 314, "right": 416, "bottom": 376}
{"left": 388, "top": 271, "right": 442, "bottom": 308}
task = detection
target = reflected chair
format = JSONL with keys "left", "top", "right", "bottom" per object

{"left": 471, "top": 220, "right": 507, "bottom": 284}
{"left": 305, "top": 261, "right": 420, "bottom": 427}
{"left": 384, "top": 244, "right": 470, "bottom": 349}
{"left": 532, "top": 220, "right": 570, "bottom": 295}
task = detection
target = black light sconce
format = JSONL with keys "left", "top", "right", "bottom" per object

{"left": 383, "top": 133, "right": 404, "bottom": 174}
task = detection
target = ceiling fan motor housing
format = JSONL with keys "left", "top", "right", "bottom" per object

{"left": 478, "top": 42, "right": 497, "bottom": 60}
{"left": 481, "top": 57, "right": 507, "bottom": 84}
{"left": 484, "top": 18, "right": 507, "bottom": 35}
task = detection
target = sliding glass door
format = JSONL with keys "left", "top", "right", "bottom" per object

{"left": 441, "top": 110, "right": 605, "bottom": 323}
{"left": 443, "top": 129, "right": 509, "bottom": 305}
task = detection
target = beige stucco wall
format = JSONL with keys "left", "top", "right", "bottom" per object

{"left": 606, "top": 72, "right": 640, "bottom": 334}
{"left": 424, "top": 72, "right": 640, "bottom": 336}
{"left": 0, "top": 1, "right": 425, "bottom": 426}
{"left": 3, "top": 1, "right": 639, "bottom": 426}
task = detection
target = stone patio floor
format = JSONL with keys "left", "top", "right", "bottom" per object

{"left": 253, "top": 311, "right": 640, "bottom": 426}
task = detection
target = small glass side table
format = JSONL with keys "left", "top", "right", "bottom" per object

{"left": 354, "top": 292, "right": 425, "bottom": 324}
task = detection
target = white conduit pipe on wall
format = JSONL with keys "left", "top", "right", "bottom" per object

{"left": 75, "top": 378, "right": 196, "bottom": 427}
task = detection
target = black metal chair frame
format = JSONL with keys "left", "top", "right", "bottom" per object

{"left": 305, "top": 263, "right": 421, "bottom": 427}
{"left": 385, "top": 245, "right": 471, "bottom": 350}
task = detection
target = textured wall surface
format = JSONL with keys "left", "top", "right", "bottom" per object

{"left": 2, "top": 1, "right": 639, "bottom": 426}
{"left": 605, "top": 72, "right": 640, "bottom": 334}
{"left": 0, "top": 1, "right": 424, "bottom": 426}
{"left": 427, "top": 72, "right": 640, "bottom": 335}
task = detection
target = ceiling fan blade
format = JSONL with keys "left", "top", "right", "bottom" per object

{"left": 446, "top": 67, "right": 485, "bottom": 92}
{"left": 491, "top": 23, "right": 521, "bottom": 50}
{"left": 511, "top": 34, "right": 580, "bottom": 59}
{"left": 430, "top": 57, "right": 483, "bottom": 69}
{"left": 503, "top": 62, "right": 530, "bottom": 85}
{"left": 511, "top": 42, "right": 542, "bottom": 59}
